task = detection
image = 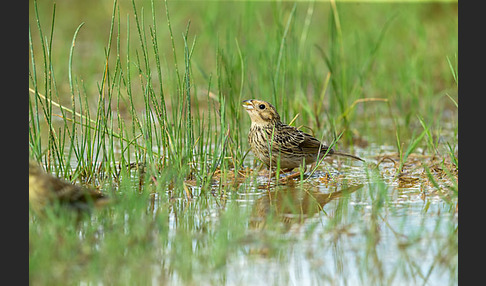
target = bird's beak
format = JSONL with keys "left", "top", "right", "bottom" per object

{"left": 242, "top": 100, "right": 254, "bottom": 110}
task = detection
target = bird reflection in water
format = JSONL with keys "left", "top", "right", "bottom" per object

{"left": 250, "top": 183, "right": 364, "bottom": 229}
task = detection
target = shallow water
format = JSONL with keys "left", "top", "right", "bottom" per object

{"left": 29, "top": 138, "right": 457, "bottom": 285}
{"left": 151, "top": 149, "right": 457, "bottom": 285}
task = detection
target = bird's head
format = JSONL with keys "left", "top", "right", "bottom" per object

{"left": 242, "top": 99, "right": 281, "bottom": 126}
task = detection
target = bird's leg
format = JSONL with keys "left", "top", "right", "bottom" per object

{"left": 279, "top": 166, "right": 308, "bottom": 183}
{"left": 256, "top": 163, "right": 273, "bottom": 176}
{"left": 279, "top": 173, "right": 299, "bottom": 183}
{"left": 309, "top": 162, "right": 317, "bottom": 171}
{"left": 269, "top": 167, "right": 293, "bottom": 178}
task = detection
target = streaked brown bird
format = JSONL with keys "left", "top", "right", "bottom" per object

{"left": 242, "top": 99, "right": 363, "bottom": 171}
{"left": 29, "top": 160, "right": 110, "bottom": 215}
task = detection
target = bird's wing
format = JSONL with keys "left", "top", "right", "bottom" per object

{"left": 266, "top": 125, "right": 310, "bottom": 155}
{"left": 300, "top": 132, "right": 334, "bottom": 155}
{"left": 272, "top": 125, "right": 333, "bottom": 155}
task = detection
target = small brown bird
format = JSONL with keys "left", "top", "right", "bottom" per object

{"left": 29, "top": 160, "right": 109, "bottom": 215}
{"left": 242, "top": 99, "right": 363, "bottom": 170}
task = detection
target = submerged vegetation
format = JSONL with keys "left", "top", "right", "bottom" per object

{"left": 29, "top": 0, "right": 457, "bottom": 285}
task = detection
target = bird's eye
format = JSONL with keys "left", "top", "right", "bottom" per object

{"left": 258, "top": 104, "right": 266, "bottom": 110}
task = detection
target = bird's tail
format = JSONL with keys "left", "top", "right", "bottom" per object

{"left": 332, "top": 151, "right": 365, "bottom": 162}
